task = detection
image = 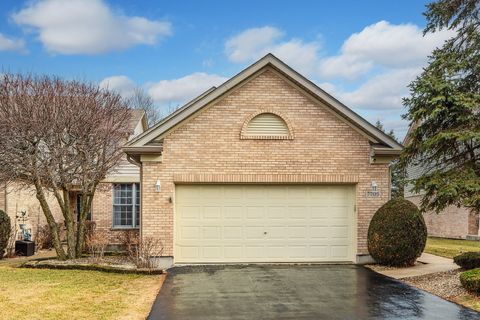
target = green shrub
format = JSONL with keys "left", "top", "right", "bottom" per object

{"left": 368, "top": 198, "right": 427, "bottom": 266}
{"left": 460, "top": 268, "right": 480, "bottom": 294}
{"left": 454, "top": 252, "right": 480, "bottom": 269}
{"left": 0, "top": 210, "right": 11, "bottom": 259}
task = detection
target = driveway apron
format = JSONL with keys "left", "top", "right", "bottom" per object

{"left": 148, "top": 265, "right": 479, "bottom": 320}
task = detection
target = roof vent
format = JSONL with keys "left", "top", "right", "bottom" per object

{"left": 241, "top": 112, "right": 293, "bottom": 139}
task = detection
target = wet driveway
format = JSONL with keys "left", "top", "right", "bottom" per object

{"left": 148, "top": 265, "right": 479, "bottom": 320}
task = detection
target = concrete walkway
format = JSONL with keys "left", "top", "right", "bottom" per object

{"left": 371, "top": 253, "right": 458, "bottom": 279}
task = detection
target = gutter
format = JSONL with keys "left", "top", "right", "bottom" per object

{"left": 123, "top": 146, "right": 163, "bottom": 155}
{"left": 372, "top": 147, "right": 403, "bottom": 156}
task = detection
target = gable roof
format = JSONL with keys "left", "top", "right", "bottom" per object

{"left": 124, "top": 54, "right": 403, "bottom": 155}
{"left": 127, "top": 109, "right": 147, "bottom": 132}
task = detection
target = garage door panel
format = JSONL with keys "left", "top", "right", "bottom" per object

{"left": 288, "top": 226, "right": 308, "bottom": 238}
{"left": 180, "top": 206, "right": 202, "bottom": 219}
{"left": 246, "top": 206, "right": 264, "bottom": 219}
{"left": 309, "top": 245, "right": 328, "bottom": 258}
{"left": 203, "top": 246, "right": 222, "bottom": 258}
{"left": 245, "top": 227, "right": 264, "bottom": 239}
{"left": 310, "top": 226, "right": 329, "bottom": 238}
{"left": 224, "top": 246, "right": 242, "bottom": 258}
{"left": 180, "top": 226, "right": 201, "bottom": 239}
{"left": 266, "top": 207, "right": 288, "bottom": 219}
{"left": 331, "top": 246, "right": 349, "bottom": 258}
{"left": 266, "top": 226, "right": 287, "bottom": 239}
{"left": 224, "top": 207, "right": 243, "bottom": 219}
{"left": 265, "top": 246, "right": 286, "bottom": 258}
{"left": 245, "top": 246, "right": 265, "bottom": 258}
{"left": 223, "top": 226, "right": 243, "bottom": 239}
{"left": 175, "top": 185, "right": 355, "bottom": 263}
{"left": 203, "top": 226, "right": 221, "bottom": 239}
{"left": 288, "top": 206, "right": 309, "bottom": 219}
{"left": 204, "top": 206, "right": 222, "bottom": 219}
{"left": 266, "top": 187, "right": 286, "bottom": 199}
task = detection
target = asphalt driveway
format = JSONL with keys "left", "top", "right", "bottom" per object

{"left": 148, "top": 265, "right": 479, "bottom": 320}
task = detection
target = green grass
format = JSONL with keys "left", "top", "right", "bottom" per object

{"left": 0, "top": 263, "right": 164, "bottom": 320}
{"left": 425, "top": 237, "right": 480, "bottom": 258}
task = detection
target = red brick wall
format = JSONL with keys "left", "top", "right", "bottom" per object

{"left": 407, "top": 195, "right": 476, "bottom": 239}
{"left": 140, "top": 68, "right": 390, "bottom": 258}
{"left": 4, "top": 183, "right": 137, "bottom": 245}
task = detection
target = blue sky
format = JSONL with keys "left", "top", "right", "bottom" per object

{"left": 0, "top": 0, "right": 454, "bottom": 139}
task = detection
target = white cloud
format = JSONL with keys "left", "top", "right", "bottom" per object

{"left": 319, "top": 68, "right": 422, "bottom": 139}
{"left": 225, "top": 22, "right": 452, "bottom": 81}
{"left": 318, "top": 21, "right": 454, "bottom": 80}
{"left": 99, "top": 75, "right": 136, "bottom": 98}
{"left": 12, "top": 0, "right": 171, "bottom": 54}
{"left": 147, "top": 73, "right": 227, "bottom": 105}
{"left": 225, "top": 26, "right": 320, "bottom": 76}
{"left": 100, "top": 73, "right": 227, "bottom": 108}
{"left": 0, "top": 33, "right": 26, "bottom": 52}
{"left": 225, "top": 26, "right": 283, "bottom": 63}
{"left": 331, "top": 68, "right": 421, "bottom": 110}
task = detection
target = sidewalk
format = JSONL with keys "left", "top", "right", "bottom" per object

{"left": 368, "top": 253, "right": 458, "bottom": 279}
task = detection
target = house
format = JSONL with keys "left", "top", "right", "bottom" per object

{"left": 124, "top": 54, "right": 403, "bottom": 268}
{"left": 403, "top": 125, "right": 478, "bottom": 240}
{"left": 0, "top": 109, "right": 148, "bottom": 247}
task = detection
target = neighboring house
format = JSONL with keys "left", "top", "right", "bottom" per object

{"left": 403, "top": 125, "right": 478, "bottom": 240}
{"left": 0, "top": 109, "right": 148, "bottom": 247}
{"left": 124, "top": 54, "right": 403, "bottom": 268}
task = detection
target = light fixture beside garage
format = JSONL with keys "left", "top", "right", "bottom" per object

{"left": 155, "top": 179, "right": 161, "bottom": 192}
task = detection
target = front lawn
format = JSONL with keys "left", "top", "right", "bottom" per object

{"left": 424, "top": 237, "right": 480, "bottom": 258}
{"left": 0, "top": 262, "right": 164, "bottom": 320}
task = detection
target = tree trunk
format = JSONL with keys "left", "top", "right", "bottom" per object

{"left": 62, "top": 189, "right": 76, "bottom": 259}
{"left": 75, "top": 189, "right": 95, "bottom": 257}
{"left": 33, "top": 180, "right": 66, "bottom": 260}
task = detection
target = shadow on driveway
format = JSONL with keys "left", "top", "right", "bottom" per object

{"left": 148, "top": 265, "right": 479, "bottom": 320}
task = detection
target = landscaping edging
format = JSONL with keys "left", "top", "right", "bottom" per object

{"left": 22, "top": 260, "right": 164, "bottom": 275}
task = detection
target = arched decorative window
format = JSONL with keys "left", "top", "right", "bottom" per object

{"left": 241, "top": 111, "right": 293, "bottom": 140}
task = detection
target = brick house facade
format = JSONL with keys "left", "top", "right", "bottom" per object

{"left": 125, "top": 54, "right": 402, "bottom": 267}
{"left": 404, "top": 127, "right": 479, "bottom": 239}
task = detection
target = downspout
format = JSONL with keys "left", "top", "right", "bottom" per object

{"left": 126, "top": 155, "right": 141, "bottom": 167}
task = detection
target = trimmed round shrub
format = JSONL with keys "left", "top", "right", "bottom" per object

{"left": 454, "top": 252, "right": 480, "bottom": 270}
{"left": 0, "top": 209, "right": 11, "bottom": 259}
{"left": 460, "top": 268, "right": 480, "bottom": 294}
{"left": 368, "top": 198, "right": 427, "bottom": 266}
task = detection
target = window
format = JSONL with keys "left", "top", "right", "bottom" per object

{"left": 241, "top": 112, "right": 292, "bottom": 139}
{"left": 113, "top": 183, "right": 140, "bottom": 228}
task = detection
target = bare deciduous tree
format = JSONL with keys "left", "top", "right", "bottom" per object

{"left": 127, "top": 87, "right": 162, "bottom": 127}
{"left": 0, "top": 74, "right": 131, "bottom": 259}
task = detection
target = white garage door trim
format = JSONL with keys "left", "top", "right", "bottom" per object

{"left": 174, "top": 184, "right": 356, "bottom": 264}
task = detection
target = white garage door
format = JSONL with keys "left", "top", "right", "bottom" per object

{"left": 175, "top": 185, "right": 356, "bottom": 263}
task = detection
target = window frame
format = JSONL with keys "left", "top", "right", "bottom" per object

{"left": 112, "top": 183, "right": 140, "bottom": 229}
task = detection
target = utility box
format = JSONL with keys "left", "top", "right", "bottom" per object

{"left": 15, "top": 240, "right": 35, "bottom": 256}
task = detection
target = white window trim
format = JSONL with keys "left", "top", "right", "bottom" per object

{"left": 112, "top": 183, "right": 140, "bottom": 229}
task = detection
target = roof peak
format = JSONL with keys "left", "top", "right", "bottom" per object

{"left": 125, "top": 54, "right": 403, "bottom": 152}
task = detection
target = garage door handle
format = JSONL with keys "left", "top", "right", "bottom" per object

{"left": 264, "top": 232, "right": 267, "bottom": 235}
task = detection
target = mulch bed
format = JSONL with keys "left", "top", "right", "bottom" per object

{"left": 22, "top": 256, "right": 163, "bottom": 275}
